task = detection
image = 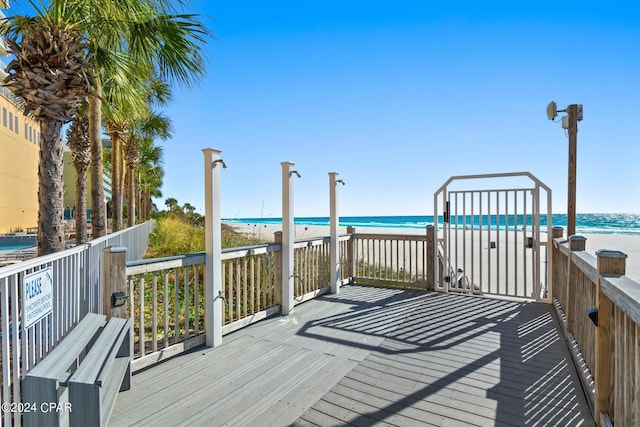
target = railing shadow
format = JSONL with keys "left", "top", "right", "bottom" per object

{"left": 295, "top": 286, "right": 594, "bottom": 426}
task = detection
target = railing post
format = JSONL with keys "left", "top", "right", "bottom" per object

{"left": 329, "top": 172, "right": 341, "bottom": 294}
{"left": 102, "top": 246, "right": 127, "bottom": 320}
{"left": 347, "top": 226, "right": 356, "bottom": 282}
{"left": 274, "top": 231, "right": 283, "bottom": 306}
{"left": 203, "top": 148, "right": 224, "bottom": 347}
{"left": 426, "top": 225, "right": 435, "bottom": 290}
{"left": 552, "top": 226, "right": 564, "bottom": 239}
{"left": 594, "top": 249, "right": 627, "bottom": 425}
{"left": 566, "top": 235, "right": 586, "bottom": 334}
{"left": 281, "top": 161, "right": 299, "bottom": 314}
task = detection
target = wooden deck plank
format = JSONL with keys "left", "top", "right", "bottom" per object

{"left": 366, "top": 346, "right": 586, "bottom": 399}
{"left": 357, "top": 354, "right": 591, "bottom": 412}
{"left": 297, "top": 289, "right": 594, "bottom": 427}
{"left": 298, "top": 398, "right": 402, "bottom": 427}
{"left": 339, "top": 375, "right": 503, "bottom": 424}
{"left": 133, "top": 344, "right": 307, "bottom": 426}
{"left": 347, "top": 360, "right": 592, "bottom": 424}
{"left": 326, "top": 382, "right": 496, "bottom": 426}
{"left": 112, "top": 333, "right": 262, "bottom": 404}
{"left": 250, "top": 357, "right": 359, "bottom": 426}
{"left": 109, "top": 285, "right": 595, "bottom": 427}
{"left": 180, "top": 349, "right": 330, "bottom": 426}
{"left": 110, "top": 340, "right": 292, "bottom": 425}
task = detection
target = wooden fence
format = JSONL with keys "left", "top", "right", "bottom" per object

{"left": 552, "top": 228, "right": 640, "bottom": 426}
{"left": 349, "top": 227, "right": 434, "bottom": 289}
{"left": 123, "top": 229, "right": 434, "bottom": 372}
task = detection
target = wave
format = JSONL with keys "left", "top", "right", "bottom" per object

{"left": 224, "top": 213, "right": 640, "bottom": 235}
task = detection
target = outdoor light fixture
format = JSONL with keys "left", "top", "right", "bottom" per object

{"left": 587, "top": 307, "right": 598, "bottom": 326}
{"left": 547, "top": 100, "right": 584, "bottom": 237}
{"left": 547, "top": 101, "right": 583, "bottom": 128}
{"left": 111, "top": 291, "right": 129, "bottom": 308}
{"left": 546, "top": 101, "right": 558, "bottom": 120}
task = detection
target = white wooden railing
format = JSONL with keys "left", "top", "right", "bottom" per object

{"left": 125, "top": 230, "right": 434, "bottom": 371}
{"left": 0, "top": 221, "right": 153, "bottom": 427}
{"left": 349, "top": 230, "right": 434, "bottom": 289}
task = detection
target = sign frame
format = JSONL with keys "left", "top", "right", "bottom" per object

{"left": 23, "top": 267, "right": 54, "bottom": 329}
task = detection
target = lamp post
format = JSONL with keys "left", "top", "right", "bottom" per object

{"left": 547, "top": 102, "right": 583, "bottom": 236}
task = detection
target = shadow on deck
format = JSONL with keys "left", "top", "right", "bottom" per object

{"left": 110, "top": 285, "right": 594, "bottom": 426}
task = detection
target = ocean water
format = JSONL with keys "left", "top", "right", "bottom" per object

{"left": 224, "top": 213, "right": 640, "bottom": 235}
{"left": 0, "top": 244, "right": 33, "bottom": 254}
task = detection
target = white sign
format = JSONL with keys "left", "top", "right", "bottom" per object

{"left": 23, "top": 267, "right": 53, "bottom": 329}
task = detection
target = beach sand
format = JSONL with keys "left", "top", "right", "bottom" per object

{"left": 227, "top": 222, "right": 640, "bottom": 283}
{"left": 581, "top": 233, "right": 640, "bottom": 282}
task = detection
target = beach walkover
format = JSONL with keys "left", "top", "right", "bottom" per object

{"left": 110, "top": 285, "right": 593, "bottom": 426}
{"left": 2, "top": 158, "right": 639, "bottom": 426}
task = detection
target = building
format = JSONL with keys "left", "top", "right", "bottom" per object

{"left": 0, "top": 4, "right": 41, "bottom": 233}
{"left": 0, "top": 3, "right": 112, "bottom": 233}
{"left": 62, "top": 143, "right": 112, "bottom": 220}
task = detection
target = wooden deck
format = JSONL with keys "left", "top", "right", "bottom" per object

{"left": 110, "top": 285, "right": 594, "bottom": 426}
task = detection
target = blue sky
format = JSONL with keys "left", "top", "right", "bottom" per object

{"left": 15, "top": 1, "right": 640, "bottom": 217}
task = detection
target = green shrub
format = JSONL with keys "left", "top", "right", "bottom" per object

{"left": 146, "top": 216, "right": 268, "bottom": 258}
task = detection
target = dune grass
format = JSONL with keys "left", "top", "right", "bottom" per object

{"left": 145, "top": 216, "right": 268, "bottom": 258}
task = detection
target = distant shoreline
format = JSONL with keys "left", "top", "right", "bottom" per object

{"left": 228, "top": 222, "right": 640, "bottom": 283}
{"left": 224, "top": 213, "right": 640, "bottom": 236}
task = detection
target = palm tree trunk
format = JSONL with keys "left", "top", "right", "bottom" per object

{"left": 142, "top": 189, "right": 149, "bottom": 220}
{"left": 120, "top": 145, "right": 126, "bottom": 224}
{"left": 89, "top": 78, "right": 106, "bottom": 237}
{"left": 128, "top": 166, "right": 136, "bottom": 227}
{"left": 141, "top": 189, "right": 146, "bottom": 220}
{"left": 37, "top": 120, "right": 65, "bottom": 255}
{"left": 137, "top": 171, "right": 142, "bottom": 221}
{"left": 110, "top": 130, "right": 123, "bottom": 231}
{"left": 75, "top": 165, "right": 89, "bottom": 244}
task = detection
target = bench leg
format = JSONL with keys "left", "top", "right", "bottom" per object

{"left": 69, "top": 382, "right": 101, "bottom": 427}
{"left": 117, "top": 327, "right": 131, "bottom": 391}
{"left": 23, "top": 376, "right": 61, "bottom": 427}
{"left": 120, "top": 363, "right": 131, "bottom": 392}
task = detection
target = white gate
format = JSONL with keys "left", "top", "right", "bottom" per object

{"left": 433, "top": 172, "right": 553, "bottom": 302}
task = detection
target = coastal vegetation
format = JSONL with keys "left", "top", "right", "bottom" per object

{"left": 1, "top": 0, "right": 210, "bottom": 255}
{"left": 134, "top": 200, "right": 269, "bottom": 349}
{"left": 146, "top": 199, "right": 268, "bottom": 258}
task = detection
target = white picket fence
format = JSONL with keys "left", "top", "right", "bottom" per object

{"left": 0, "top": 221, "right": 153, "bottom": 427}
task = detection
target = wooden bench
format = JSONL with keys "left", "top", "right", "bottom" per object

{"left": 23, "top": 313, "right": 131, "bottom": 427}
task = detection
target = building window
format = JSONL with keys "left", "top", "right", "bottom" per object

{"left": 2, "top": 108, "right": 6, "bottom": 127}
{"left": 29, "top": 126, "right": 33, "bottom": 142}
{"left": 14, "top": 116, "right": 18, "bottom": 134}
{"left": 24, "top": 123, "right": 28, "bottom": 138}
{"left": 8, "top": 112, "right": 13, "bottom": 130}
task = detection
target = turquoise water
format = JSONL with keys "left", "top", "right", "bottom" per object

{"left": 0, "top": 244, "right": 33, "bottom": 254}
{"left": 224, "top": 213, "right": 640, "bottom": 235}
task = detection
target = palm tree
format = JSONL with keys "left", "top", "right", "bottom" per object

{"left": 66, "top": 108, "right": 91, "bottom": 244}
{"left": 88, "top": 4, "right": 210, "bottom": 236}
{"left": 1, "top": 7, "right": 93, "bottom": 255}
{"left": 140, "top": 165, "right": 163, "bottom": 220}
{"left": 104, "top": 72, "right": 172, "bottom": 231}
{"left": 105, "top": 119, "right": 127, "bottom": 231}
{"left": 124, "top": 111, "right": 172, "bottom": 227}
{"left": 136, "top": 139, "right": 164, "bottom": 220}
{"left": 3, "top": 0, "right": 210, "bottom": 251}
